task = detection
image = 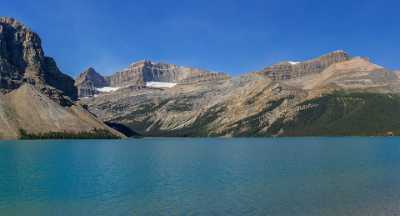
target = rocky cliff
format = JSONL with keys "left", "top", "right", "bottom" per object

{"left": 259, "top": 50, "right": 350, "bottom": 81}
{"left": 0, "top": 17, "right": 77, "bottom": 101}
{"left": 0, "top": 17, "right": 124, "bottom": 139}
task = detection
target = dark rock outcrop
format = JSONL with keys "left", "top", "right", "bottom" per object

{"left": 75, "top": 67, "right": 108, "bottom": 97}
{"left": 0, "top": 17, "right": 77, "bottom": 100}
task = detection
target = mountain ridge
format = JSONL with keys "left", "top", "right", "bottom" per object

{"left": 74, "top": 59, "right": 230, "bottom": 97}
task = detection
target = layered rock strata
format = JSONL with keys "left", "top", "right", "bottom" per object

{"left": 259, "top": 50, "right": 350, "bottom": 81}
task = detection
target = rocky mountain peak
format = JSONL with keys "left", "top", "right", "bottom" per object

{"left": 75, "top": 67, "right": 108, "bottom": 98}
{"left": 0, "top": 17, "right": 77, "bottom": 101}
{"left": 106, "top": 60, "right": 228, "bottom": 87}
{"left": 76, "top": 67, "right": 104, "bottom": 84}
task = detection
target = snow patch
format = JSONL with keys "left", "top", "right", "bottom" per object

{"left": 97, "top": 87, "right": 120, "bottom": 93}
{"left": 146, "top": 82, "right": 177, "bottom": 88}
{"left": 288, "top": 61, "right": 301, "bottom": 65}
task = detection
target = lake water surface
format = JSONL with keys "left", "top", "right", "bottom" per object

{"left": 1, "top": 138, "right": 400, "bottom": 215}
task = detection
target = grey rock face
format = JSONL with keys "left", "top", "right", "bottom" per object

{"left": 0, "top": 17, "right": 77, "bottom": 100}
{"left": 75, "top": 67, "right": 108, "bottom": 97}
{"left": 106, "top": 60, "right": 228, "bottom": 87}
{"left": 259, "top": 50, "right": 350, "bottom": 81}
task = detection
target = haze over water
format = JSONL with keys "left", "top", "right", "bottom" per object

{"left": 1, "top": 138, "right": 400, "bottom": 215}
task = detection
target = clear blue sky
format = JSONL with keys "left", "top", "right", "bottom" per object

{"left": 2, "top": 0, "right": 399, "bottom": 76}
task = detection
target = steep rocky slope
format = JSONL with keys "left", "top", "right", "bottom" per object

{"left": 82, "top": 52, "right": 400, "bottom": 137}
{"left": 0, "top": 17, "right": 124, "bottom": 139}
{"left": 0, "top": 85, "right": 123, "bottom": 139}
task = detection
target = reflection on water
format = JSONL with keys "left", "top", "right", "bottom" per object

{"left": 0, "top": 138, "right": 400, "bottom": 215}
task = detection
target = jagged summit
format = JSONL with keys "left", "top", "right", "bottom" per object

{"left": 76, "top": 67, "right": 103, "bottom": 83}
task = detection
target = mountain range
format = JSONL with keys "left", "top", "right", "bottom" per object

{"left": 1, "top": 17, "right": 400, "bottom": 139}
{"left": 77, "top": 51, "right": 400, "bottom": 137}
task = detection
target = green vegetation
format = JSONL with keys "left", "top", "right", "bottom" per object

{"left": 19, "top": 129, "right": 120, "bottom": 139}
{"left": 270, "top": 91, "right": 400, "bottom": 136}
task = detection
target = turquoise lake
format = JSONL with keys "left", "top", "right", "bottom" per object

{"left": 1, "top": 138, "right": 400, "bottom": 215}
